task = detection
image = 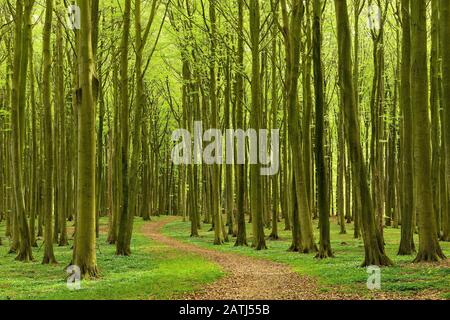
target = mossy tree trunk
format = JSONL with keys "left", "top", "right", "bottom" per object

{"left": 430, "top": 0, "right": 441, "bottom": 238}
{"left": 209, "top": 0, "right": 226, "bottom": 245}
{"left": 398, "top": 0, "right": 415, "bottom": 255}
{"left": 73, "top": 0, "right": 99, "bottom": 277}
{"left": 313, "top": 0, "right": 333, "bottom": 259}
{"left": 234, "top": 0, "right": 248, "bottom": 247}
{"left": 249, "top": 0, "right": 267, "bottom": 250}
{"left": 108, "top": 48, "right": 120, "bottom": 244}
{"left": 116, "top": 0, "right": 132, "bottom": 256}
{"left": 411, "top": 0, "right": 446, "bottom": 262}
{"left": 334, "top": 0, "right": 392, "bottom": 266}
{"left": 56, "top": 8, "right": 68, "bottom": 247}
{"left": 11, "top": 0, "right": 33, "bottom": 261}
{"left": 28, "top": 13, "right": 37, "bottom": 248}
{"left": 269, "top": 0, "right": 279, "bottom": 241}
{"left": 440, "top": 0, "right": 450, "bottom": 242}
{"left": 281, "top": 0, "right": 316, "bottom": 253}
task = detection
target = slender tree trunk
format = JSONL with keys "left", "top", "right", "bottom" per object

{"left": 108, "top": 50, "right": 120, "bottom": 244}
{"left": 249, "top": 0, "right": 267, "bottom": 250}
{"left": 430, "top": 0, "right": 441, "bottom": 237}
{"left": 337, "top": 102, "right": 346, "bottom": 234}
{"left": 208, "top": 0, "right": 226, "bottom": 245}
{"left": 224, "top": 55, "right": 235, "bottom": 237}
{"left": 116, "top": 0, "right": 132, "bottom": 256}
{"left": 352, "top": 0, "right": 364, "bottom": 239}
{"left": 41, "top": 0, "right": 56, "bottom": 264}
{"left": 56, "top": 12, "right": 68, "bottom": 247}
{"left": 234, "top": 0, "right": 248, "bottom": 247}
{"left": 398, "top": 0, "right": 415, "bottom": 255}
{"left": 28, "top": 26, "right": 37, "bottom": 247}
{"left": 269, "top": 0, "right": 279, "bottom": 240}
{"left": 302, "top": 3, "right": 314, "bottom": 221}
{"left": 313, "top": 0, "right": 333, "bottom": 258}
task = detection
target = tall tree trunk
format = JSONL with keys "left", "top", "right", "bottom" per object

{"left": 398, "top": 0, "right": 415, "bottom": 255}
{"left": 430, "top": 0, "right": 441, "bottom": 238}
{"left": 11, "top": 0, "right": 34, "bottom": 261}
{"left": 249, "top": 0, "right": 267, "bottom": 250}
{"left": 29, "top": 24, "right": 37, "bottom": 247}
{"left": 108, "top": 49, "right": 120, "bottom": 244}
{"left": 302, "top": 3, "right": 314, "bottom": 221}
{"left": 334, "top": 0, "right": 392, "bottom": 266}
{"left": 440, "top": 0, "right": 450, "bottom": 242}
{"left": 56, "top": 11, "right": 68, "bottom": 247}
{"left": 410, "top": 0, "right": 445, "bottom": 263}
{"left": 208, "top": 0, "right": 226, "bottom": 245}
{"left": 73, "top": 0, "right": 99, "bottom": 277}
{"left": 351, "top": 0, "right": 364, "bottom": 239}
{"left": 41, "top": 0, "right": 56, "bottom": 264}
{"left": 313, "top": 0, "right": 333, "bottom": 258}
{"left": 269, "top": 0, "right": 279, "bottom": 240}
{"left": 337, "top": 104, "right": 346, "bottom": 234}
{"left": 234, "top": 0, "right": 248, "bottom": 247}
{"left": 116, "top": 0, "right": 132, "bottom": 256}
{"left": 224, "top": 55, "right": 235, "bottom": 237}
{"left": 281, "top": 0, "right": 316, "bottom": 253}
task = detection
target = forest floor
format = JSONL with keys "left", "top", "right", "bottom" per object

{"left": 161, "top": 217, "right": 450, "bottom": 300}
{"left": 0, "top": 217, "right": 222, "bottom": 300}
{"left": 1, "top": 216, "right": 448, "bottom": 300}
{"left": 143, "top": 216, "right": 356, "bottom": 299}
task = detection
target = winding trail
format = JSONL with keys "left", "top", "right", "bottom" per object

{"left": 141, "top": 217, "right": 447, "bottom": 300}
{"left": 141, "top": 217, "right": 359, "bottom": 300}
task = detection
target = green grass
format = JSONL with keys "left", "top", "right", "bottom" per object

{"left": 0, "top": 217, "right": 223, "bottom": 300}
{"left": 163, "top": 218, "right": 450, "bottom": 299}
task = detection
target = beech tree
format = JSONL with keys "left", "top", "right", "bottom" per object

{"left": 248, "top": 0, "right": 266, "bottom": 250}
{"left": 398, "top": 0, "right": 415, "bottom": 255}
{"left": 41, "top": 0, "right": 56, "bottom": 264}
{"left": 334, "top": 0, "right": 392, "bottom": 266}
{"left": 116, "top": 0, "right": 132, "bottom": 256}
{"left": 73, "top": 0, "right": 99, "bottom": 277}
{"left": 234, "top": 0, "right": 248, "bottom": 247}
{"left": 313, "top": 0, "right": 332, "bottom": 259}
{"left": 410, "top": 0, "right": 445, "bottom": 262}
{"left": 280, "top": 0, "right": 316, "bottom": 253}
{"left": 440, "top": 0, "right": 450, "bottom": 242}
{"left": 10, "top": 0, "right": 33, "bottom": 261}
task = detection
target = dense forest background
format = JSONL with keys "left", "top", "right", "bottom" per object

{"left": 0, "top": 0, "right": 448, "bottom": 287}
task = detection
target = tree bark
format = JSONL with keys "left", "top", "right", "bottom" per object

{"left": 313, "top": 0, "right": 333, "bottom": 259}
{"left": 440, "top": 0, "right": 450, "bottom": 242}
{"left": 410, "top": 0, "right": 445, "bottom": 262}
{"left": 398, "top": 0, "right": 415, "bottom": 255}
{"left": 334, "top": 0, "right": 392, "bottom": 266}
{"left": 73, "top": 0, "right": 99, "bottom": 277}
{"left": 249, "top": 0, "right": 266, "bottom": 250}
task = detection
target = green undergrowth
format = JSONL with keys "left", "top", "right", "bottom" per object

{"left": 163, "top": 217, "right": 450, "bottom": 299}
{"left": 0, "top": 217, "right": 223, "bottom": 300}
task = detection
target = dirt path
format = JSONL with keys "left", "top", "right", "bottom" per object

{"left": 141, "top": 218, "right": 448, "bottom": 300}
{"left": 141, "top": 217, "right": 361, "bottom": 300}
